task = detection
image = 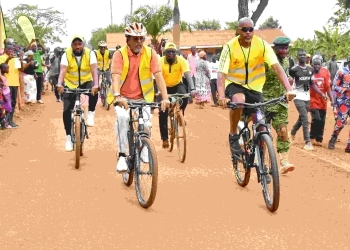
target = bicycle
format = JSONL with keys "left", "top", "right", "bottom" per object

{"left": 167, "top": 93, "right": 190, "bottom": 163}
{"left": 227, "top": 95, "right": 287, "bottom": 212}
{"left": 64, "top": 88, "right": 91, "bottom": 169}
{"left": 114, "top": 100, "right": 159, "bottom": 208}
{"left": 99, "top": 71, "right": 111, "bottom": 110}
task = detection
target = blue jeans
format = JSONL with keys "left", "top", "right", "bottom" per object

{"left": 291, "top": 99, "right": 310, "bottom": 142}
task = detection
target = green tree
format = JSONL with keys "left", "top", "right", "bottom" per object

{"left": 238, "top": 0, "right": 269, "bottom": 25}
{"left": 89, "top": 24, "right": 124, "bottom": 49}
{"left": 289, "top": 38, "right": 317, "bottom": 58}
{"left": 329, "top": 0, "right": 350, "bottom": 29}
{"left": 128, "top": 4, "right": 173, "bottom": 45}
{"left": 191, "top": 19, "right": 221, "bottom": 30}
{"left": 4, "top": 4, "right": 67, "bottom": 45}
{"left": 259, "top": 16, "right": 280, "bottom": 29}
{"left": 225, "top": 21, "right": 239, "bottom": 30}
{"left": 180, "top": 21, "right": 192, "bottom": 31}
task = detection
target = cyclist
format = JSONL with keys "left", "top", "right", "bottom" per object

{"left": 263, "top": 36, "right": 295, "bottom": 174}
{"left": 108, "top": 22, "right": 169, "bottom": 173}
{"left": 95, "top": 40, "right": 111, "bottom": 84}
{"left": 158, "top": 42, "right": 195, "bottom": 148}
{"left": 57, "top": 35, "right": 99, "bottom": 151}
{"left": 217, "top": 17, "right": 295, "bottom": 158}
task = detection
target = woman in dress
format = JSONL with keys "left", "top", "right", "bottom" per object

{"left": 194, "top": 51, "right": 211, "bottom": 108}
{"left": 0, "top": 63, "right": 12, "bottom": 128}
{"left": 22, "top": 50, "right": 38, "bottom": 104}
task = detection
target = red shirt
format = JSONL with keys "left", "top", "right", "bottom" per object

{"left": 310, "top": 67, "right": 331, "bottom": 110}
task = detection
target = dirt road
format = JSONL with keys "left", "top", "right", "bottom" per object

{"left": 0, "top": 92, "right": 349, "bottom": 249}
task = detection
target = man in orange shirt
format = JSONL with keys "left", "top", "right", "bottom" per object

{"left": 109, "top": 22, "right": 169, "bottom": 173}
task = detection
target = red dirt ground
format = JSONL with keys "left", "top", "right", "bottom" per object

{"left": 0, "top": 92, "right": 349, "bottom": 249}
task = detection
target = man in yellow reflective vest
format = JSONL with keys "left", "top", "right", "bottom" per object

{"left": 95, "top": 40, "right": 111, "bottom": 85}
{"left": 217, "top": 17, "right": 295, "bottom": 160}
{"left": 57, "top": 35, "right": 99, "bottom": 152}
{"left": 109, "top": 22, "right": 169, "bottom": 173}
{"left": 158, "top": 42, "right": 195, "bottom": 148}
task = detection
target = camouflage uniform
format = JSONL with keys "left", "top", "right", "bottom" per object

{"left": 263, "top": 58, "right": 291, "bottom": 153}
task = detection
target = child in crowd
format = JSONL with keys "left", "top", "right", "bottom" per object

{"left": 0, "top": 63, "right": 13, "bottom": 129}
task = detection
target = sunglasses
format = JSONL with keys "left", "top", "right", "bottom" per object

{"left": 132, "top": 37, "right": 145, "bottom": 42}
{"left": 239, "top": 27, "right": 254, "bottom": 33}
{"left": 166, "top": 50, "right": 176, "bottom": 55}
{"left": 100, "top": 47, "right": 106, "bottom": 49}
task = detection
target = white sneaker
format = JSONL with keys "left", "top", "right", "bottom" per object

{"left": 116, "top": 156, "right": 128, "bottom": 173}
{"left": 140, "top": 146, "right": 149, "bottom": 163}
{"left": 65, "top": 135, "right": 73, "bottom": 152}
{"left": 37, "top": 100, "right": 44, "bottom": 104}
{"left": 87, "top": 111, "right": 95, "bottom": 127}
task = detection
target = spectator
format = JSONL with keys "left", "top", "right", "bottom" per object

{"left": 0, "top": 63, "right": 13, "bottom": 128}
{"left": 22, "top": 50, "right": 38, "bottom": 104}
{"left": 27, "top": 39, "right": 45, "bottom": 104}
{"left": 0, "top": 43, "right": 23, "bottom": 127}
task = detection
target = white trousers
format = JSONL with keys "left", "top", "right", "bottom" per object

{"left": 114, "top": 105, "right": 152, "bottom": 153}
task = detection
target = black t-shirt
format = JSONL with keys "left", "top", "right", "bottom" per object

{"left": 23, "top": 58, "right": 37, "bottom": 75}
{"left": 289, "top": 64, "right": 313, "bottom": 92}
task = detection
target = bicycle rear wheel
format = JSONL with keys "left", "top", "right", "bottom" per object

{"left": 233, "top": 129, "right": 251, "bottom": 187}
{"left": 100, "top": 84, "right": 106, "bottom": 108}
{"left": 80, "top": 121, "right": 85, "bottom": 156}
{"left": 168, "top": 112, "right": 175, "bottom": 152}
{"left": 135, "top": 137, "right": 158, "bottom": 208}
{"left": 175, "top": 111, "right": 186, "bottom": 163}
{"left": 122, "top": 130, "right": 134, "bottom": 186}
{"left": 258, "top": 133, "right": 280, "bottom": 212}
{"left": 75, "top": 117, "right": 81, "bottom": 169}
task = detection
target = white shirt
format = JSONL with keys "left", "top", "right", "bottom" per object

{"left": 60, "top": 50, "right": 97, "bottom": 66}
{"left": 209, "top": 61, "right": 219, "bottom": 80}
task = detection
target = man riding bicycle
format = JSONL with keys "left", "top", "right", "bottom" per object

{"left": 217, "top": 17, "right": 295, "bottom": 158}
{"left": 57, "top": 35, "right": 99, "bottom": 151}
{"left": 95, "top": 40, "right": 111, "bottom": 85}
{"left": 158, "top": 42, "right": 195, "bottom": 148}
{"left": 108, "top": 22, "right": 169, "bottom": 173}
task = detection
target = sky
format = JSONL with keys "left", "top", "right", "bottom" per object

{"left": 1, "top": 0, "right": 338, "bottom": 48}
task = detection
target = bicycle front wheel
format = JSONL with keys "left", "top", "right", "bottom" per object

{"left": 100, "top": 84, "right": 106, "bottom": 108}
{"left": 122, "top": 131, "right": 134, "bottom": 186}
{"left": 135, "top": 137, "right": 158, "bottom": 208}
{"left": 168, "top": 112, "right": 175, "bottom": 152}
{"left": 258, "top": 134, "right": 280, "bottom": 212}
{"left": 75, "top": 117, "right": 81, "bottom": 169}
{"left": 175, "top": 111, "right": 186, "bottom": 163}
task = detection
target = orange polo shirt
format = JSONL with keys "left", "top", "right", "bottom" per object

{"left": 111, "top": 47, "right": 160, "bottom": 100}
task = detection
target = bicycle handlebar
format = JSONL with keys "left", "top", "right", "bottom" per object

{"left": 113, "top": 100, "right": 159, "bottom": 108}
{"left": 168, "top": 93, "right": 191, "bottom": 98}
{"left": 227, "top": 95, "right": 286, "bottom": 109}
{"left": 63, "top": 88, "right": 92, "bottom": 94}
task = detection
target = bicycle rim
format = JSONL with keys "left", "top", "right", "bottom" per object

{"left": 175, "top": 111, "right": 186, "bottom": 163}
{"left": 135, "top": 137, "right": 158, "bottom": 208}
{"left": 168, "top": 113, "right": 175, "bottom": 152}
{"left": 75, "top": 117, "right": 81, "bottom": 169}
{"left": 258, "top": 134, "right": 280, "bottom": 212}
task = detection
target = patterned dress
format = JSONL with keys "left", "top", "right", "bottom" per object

{"left": 194, "top": 59, "right": 211, "bottom": 103}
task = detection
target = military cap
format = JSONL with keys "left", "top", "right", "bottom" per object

{"left": 272, "top": 36, "right": 291, "bottom": 46}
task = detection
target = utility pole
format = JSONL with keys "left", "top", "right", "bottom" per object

{"left": 110, "top": 0, "right": 113, "bottom": 25}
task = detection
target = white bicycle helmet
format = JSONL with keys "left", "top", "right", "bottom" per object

{"left": 98, "top": 40, "right": 107, "bottom": 47}
{"left": 125, "top": 22, "right": 147, "bottom": 37}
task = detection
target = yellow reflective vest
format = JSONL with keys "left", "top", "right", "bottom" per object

{"left": 64, "top": 47, "right": 92, "bottom": 89}
{"left": 96, "top": 50, "right": 110, "bottom": 71}
{"left": 107, "top": 45, "right": 154, "bottom": 104}
{"left": 225, "top": 35, "right": 266, "bottom": 92}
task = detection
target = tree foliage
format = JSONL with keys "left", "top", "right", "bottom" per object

{"left": 128, "top": 4, "right": 173, "bottom": 44}
{"left": 259, "top": 16, "right": 280, "bottom": 29}
{"left": 329, "top": 0, "right": 350, "bottom": 30}
{"left": 89, "top": 24, "right": 124, "bottom": 49}
{"left": 191, "top": 19, "right": 221, "bottom": 30}
{"left": 4, "top": 4, "right": 67, "bottom": 45}
{"left": 225, "top": 21, "right": 239, "bottom": 30}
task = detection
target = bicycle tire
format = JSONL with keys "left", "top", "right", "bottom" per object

{"left": 258, "top": 133, "right": 280, "bottom": 212}
{"left": 168, "top": 112, "right": 175, "bottom": 152}
{"left": 135, "top": 137, "right": 158, "bottom": 208}
{"left": 122, "top": 130, "right": 134, "bottom": 186}
{"left": 75, "top": 116, "right": 81, "bottom": 169}
{"left": 175, "top": 111, "right": 187, "bottom": 163}
{"left": 80, "top": 121, "right": 85, "bottom": 156}
{"left": 100, "top": 84, "right": 106, "bottom": 108}
{"left": 233, "top": 129, "right": 251, "bottom": 187}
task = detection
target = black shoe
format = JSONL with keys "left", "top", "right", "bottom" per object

{"left": 345, "top": 146, "right": 350, "bottom": 153}
{"left": 328, "top": 136, "right": 337, "bottom": 149}
{"left": 229, "top": 134, "right": 243, "bottom": 156}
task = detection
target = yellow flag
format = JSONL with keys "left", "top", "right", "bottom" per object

{"left": 17, "top": 15, "right": 36, "bottom": 43}
{"left": 0, "top": 6, "right": 6, "bottom": 49}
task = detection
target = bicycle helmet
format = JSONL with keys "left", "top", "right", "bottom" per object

{"left": 98, "top": 41, "right": 107, "bottom": 47}
{"left": 125, "top": 22, "right": 147, "bottom": 37}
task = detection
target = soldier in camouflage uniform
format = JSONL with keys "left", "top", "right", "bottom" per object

{"left": 263, "top": 36, "right": 295, "bottom": 174}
